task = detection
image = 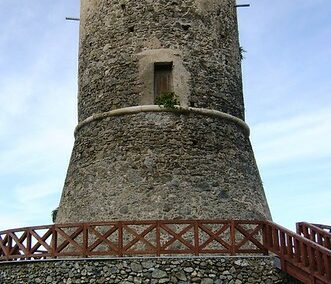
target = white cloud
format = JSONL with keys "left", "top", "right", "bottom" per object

{"left": 0, "top": 128, "right": 73, "bottom": 174}
{"left": 251, "top": 108, "right": 331, "bottom": 166}
{"left": 14, "top": 180, "right": 61, "bottom": 206}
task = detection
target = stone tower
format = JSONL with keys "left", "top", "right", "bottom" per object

{"left": 56, "top": 0, "right": 271, "bottom": 223}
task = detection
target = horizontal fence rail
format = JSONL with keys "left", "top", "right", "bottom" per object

{"left": 1, "top": 219, "right": 330, "bottom": 284}
{"left": 313, "top": 224, "right": 331, "bottom": 233}
{"left": 297, "top": 222, "right": 331, "bottom": 250}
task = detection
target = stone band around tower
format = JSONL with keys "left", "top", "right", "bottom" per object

{"left": 75, "top": 105, "right": 250, "bottom": 137}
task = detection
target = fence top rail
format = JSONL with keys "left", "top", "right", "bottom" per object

{"left": 266, "top": 221, "right": 331, "bottom": 256}
{"left": 297, "top": 222, "right": 331, "bottom": 238}
{"left": 0, "top": 224, "right": 53, "bottom": 234}
{"left": 312, "top": 223, "right": 331, "bottom": 232}
{"left": 0, "top": 219, "right": 266, "bottom": 235}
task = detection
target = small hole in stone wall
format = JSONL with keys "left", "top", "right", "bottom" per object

{"left": 182, "top": 24, "right": 190, "bottom": 31}
{"left": 220, "top": 34, "right": 226, "bottom": 39}
{"left": 190, "top": 102, "right": 195, "bottom": 107}
{"left": 121, "top": 4, "right": 126, "bottom": 10}
{"left": 128, "top": 26, "right": 134, "bottom": 33}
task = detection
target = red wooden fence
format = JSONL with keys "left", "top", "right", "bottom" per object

{"left": 1, "top": 219, "right": 330, "bottom": 284}
{"left": 297, "top": 222, "right": 331, "bottom": 250}
{"left": 264, "top": 221, "right": 330, "bottom": 284}
{"left": 0, "top": 220, "right": 267, "bottom": 260}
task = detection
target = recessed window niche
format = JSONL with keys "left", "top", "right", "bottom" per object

{"left": 138, "top": 48, "right": 190, "bottom": 107}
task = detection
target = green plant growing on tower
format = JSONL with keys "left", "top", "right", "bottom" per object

{"left": 239, "top": 46, "right": 246, "bottom": 60}
{"left": 155, "top": 92, "right": 179, "bottom": 109}
{"left": 52, "top": 207, "right": 59, "bottom": 223}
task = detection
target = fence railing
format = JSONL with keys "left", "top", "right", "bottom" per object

{"left": 0, "top": 220, "right": 267, "bottom": 261}
{"left": 1, "top": 219, "right": 330, "bottom": 284}
{"left": 313, "top": 224, "right": 331, "bottom": 233}
{"left": 297, "top": 222, "right": 331, "bottom": 250}
{"left": 264, "top": 221, "right": 331, "bottom": 284}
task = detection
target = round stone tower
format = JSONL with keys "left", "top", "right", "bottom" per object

{"left": 56, "top": 0, "right": 271, "bottom": 223}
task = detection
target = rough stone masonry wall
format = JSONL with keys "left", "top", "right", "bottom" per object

{"left": 57, "top": 112, "right": 271, "bottom": 223}
{"left": 78, "top": 0, "right": 244, "bottom": 122}
{"left": 56, "top": 0, "right": 272, "bottom": 223}
{"left": 0, "top": 257, "right": 301, "bottom": 284}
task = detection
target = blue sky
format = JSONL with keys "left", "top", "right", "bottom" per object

{"left": 0, "top": 0, "right": 330, "bottom": 231}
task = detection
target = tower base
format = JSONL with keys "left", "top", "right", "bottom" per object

{"left": 57, "top": 109, "right": 271, "bottom": 223}
{"left": 0, "top": 256, "right": 301, "bottom": 283}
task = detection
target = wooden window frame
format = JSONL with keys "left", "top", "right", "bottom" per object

{"left": 154, "top": 62, "right": 174, "bottom": 101}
